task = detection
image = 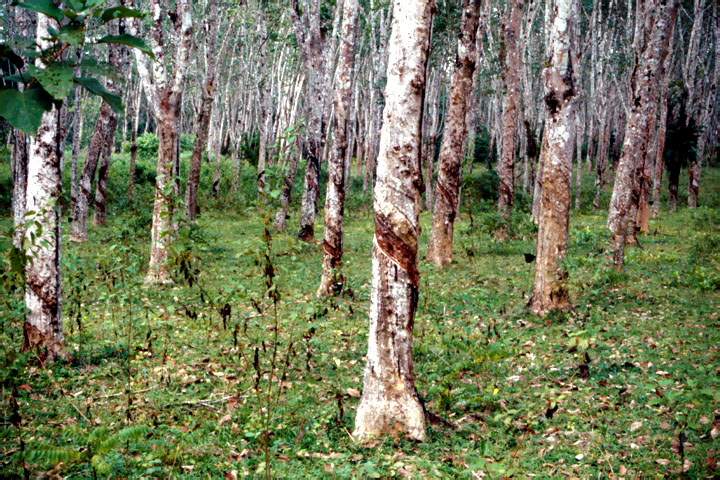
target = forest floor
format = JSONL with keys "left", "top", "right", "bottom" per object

{"left": 1, "top": 161, "right": 719, "bottom": 479}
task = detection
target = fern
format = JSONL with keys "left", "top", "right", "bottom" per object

{"left": 25, "top": 446, "right": 81, "bottom": 467}
{"left": 97, "top": 425, "right": 149, "bottom": 454}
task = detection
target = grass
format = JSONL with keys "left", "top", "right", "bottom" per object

{"left": 1, "top": 154, "right": 719, "bottom": 478}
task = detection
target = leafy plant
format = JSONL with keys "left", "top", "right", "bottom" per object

{"left": 0, "top": 0, "right": 151, "bottom": 133}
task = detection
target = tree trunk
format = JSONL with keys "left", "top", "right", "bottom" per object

{"left": 607, "top": 0, "right": 678, "bottom": 269}
{"left": 529, "top": 0, "right": 577, "bottom": 316}
{"left": 187, "top": 0, "right": 219, "bottom": 220}
{"left": 70, "top": 20, "right": 124, "bottom": 242}
{"left": 71, "top": 104, "right": 118, "bottom": 241}
{"left": 24, "top": 14, "right": 64, "bottom": 361}
{"left": 12, "top": 131, "right": 29, "bottom": 249}
{"left": 257, "top": 6, "right": 272, "bottom": 194}
{"left": 496, "top": 0, "right": 523, "bottom": 229}
{"left": 128, "top": 85, "right": 141, "bottom": 201}
{"left": 291, "top": 0, "right": 327, "bottom": 242}
{"left": 318, "top": 0, "right": 360, "bottom": 297}
{"left": 69, "top": 90, "right": 84, "bottom": 216}
{"left": 427, "top": 0, "right": 481, "bottom": 267}
{"left": 593, "top": 109, "right": 610, "bottom": 209}
{"left": 144, "top": 0, "right": 193, "bottom": 285}
{"left": 93, "top": 141, "right": 112, "bottom": 226}
{"left": 353, "top": 0, "right": 433, "bottom": 443}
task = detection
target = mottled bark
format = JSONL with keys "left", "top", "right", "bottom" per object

{"left": 69, "top": 91, "right": 84, "bottom": 216}
{"left": 354, "top": 0, "right": 433, "bottom": 443}
{"left": 607, "top": 0, "right": 678, "bottom": 268}
{"left": 24, "top": 14, "right": 64, "bottom": 361}
{"left": 529, "top": 0, "right": 577, "bottom": 316}
{"left": 274, "top": 153, "right": 300, "bottom": 231}
{"left": 70, "top": 18, "right": 124, "bottom": 242}
{"left": 11, "top": 7, "right": 34, "bottom": 248}
{"left": 128, "top": 85, "right": 141, "bottom": 201}
{"left": 256, "top": 5, "right": 271, "bottom": 194}
{"left": 144, "top": 0, "right": 193, "bottom": 285}
{"left": 422, "top": 71, "right": 441, "bottom": 211}
{"left": 318, "top": 0, "right": 360, "bottom": 297}
{"left": 291, "top": 0, "right": 327, "bottom": 242}
{"left": 187, "top": 0, "right": 219, "bottom": 221}
{"left": 593, "top": 109, "right": 610, "bottom": 209}
{"left": 12, "top": 131, "right": 29, "bottom": 249}
{"left": 71, "top": 104, "right": 117, "bottom": 241}
{"left": 93, "top": 141, "right": 112, "bottom": 226}
{"left": 497, "top": 0, "right": 523, "bottom": 225}
{"left": 426, "top": 0, "right": 481, "bottom": 267}
{"left": 688, "top": 2, "right": 719, "bottom": 208}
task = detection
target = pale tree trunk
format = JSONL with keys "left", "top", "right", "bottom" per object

{"left": 24, "top": 14, "right": 64, "bottom": 361}
{"left": 496, "top": 0, "right": 523, "bottom": 230}
{"left": 187, "top": 0, "right": 219, "bottom": 221}
{"left": 256, "top": 3, "right": 271, "bottom": 194}
{"left": 291, "top": 0, "right": 327, "bottom": 241}
{"left": 647, "top": 16, "right": 676, "bottom": 219}
{"left": 10, "top": 6, "right": 33, "bottom": 249}
{"left": 144, "top": 0, "right": 194, "bottom": 285}
{"left": 70, "top": 18, "right": 124, "bottom": 242}
{"left": 529, "top": 0, "right": 577, "bottom": 316}
{"left": 689, "top": 2, "right": 719, "bottom": 208}
{"left": 593, "top": 108, "right": 610, "bottom": 209}
{"left": 318, "top": 0, "right": 360, "bottom": 297}
{"left": 12, "top": 131, "right": 29, "bottom": 249}
{"left": 69, "top": 90, "right": 84, "bottom": 216}
{"left": 274, "top": 72, "right": 306, "bottom": 230}
{"left": 93, "top": 140, "right": 112, "bottom": 226}
{"left": 128, "top": 82, "right": 141, "bottom": 201}
{"left": 607, "top": 0, "right": 678, "bottom": 269}
{"left": 422, "top": 71, "right": 441, "bottom": 212}
{"left": 210, "top": 111, "right": 225, "bottom": 197}
{"left": 71, "top": 104, "right": 117, "bottom": 241}
{"left": 427, "top": 0, "right": 481, "bottom": 267}
{"left": 353, "top": 0, "right": 433, "bottom": 443}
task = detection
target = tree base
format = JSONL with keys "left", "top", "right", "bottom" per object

{"left": 353, "top": 393, "right": 426, "bottom": 443}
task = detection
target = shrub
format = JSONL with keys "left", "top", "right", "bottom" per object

{"left": 136, "top": 133, "right": 159, "bottom": 161}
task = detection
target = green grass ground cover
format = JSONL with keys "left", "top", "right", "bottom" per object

{"left": 1, "top": 156, "right": 719, "bottom": 478}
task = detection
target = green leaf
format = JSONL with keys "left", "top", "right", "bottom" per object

{"left": 55, "top": 23, "right": 86, "bottom": 45}
{"left": 27, "top": 63, "right": 75, "bottom": 100}
{"left": 96, "top": 34, "right": 154, "bottom": 58}
{"left": 99, "top": 6, "right": 144, "bottom": 23}
{"left": 0, "top": 87, "right": 54, "bottom": 133}
{"left": 74, "top": 76, "right": 123, "bottom": 113}
{"left": 14, "top": 0, "right": 65, "bottom": 22}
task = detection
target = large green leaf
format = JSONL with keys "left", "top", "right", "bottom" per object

{"left": 99, "top": 6, "right": 144, "bottom": 23}
{"left": 96, "top": 34, "right": 154, "bottom": 58}
{"left": 74, "top": 76, "right": 122, "bottom": 113}
{"left": 14, "top": 0, "right": 64, "bottom": 22}
{"left": 55, "top": 22, "right": 86, "bottom": 45}
{"left": 28, "top": 63, "right": 75, "bottom": 100}
{"left": 0, "top": 88, "right": 54, "bottom": 134}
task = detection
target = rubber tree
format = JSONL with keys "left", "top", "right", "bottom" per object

{"left": 353, "top": 0, "right": 434, "bottom": 443}
{"left": 131, "top": 0, "right": 194, "bottom": 284}
{"left": 186, "top": 0, "right": 219, "bottom": 221}
{"left": 318, "top": 0, "right": 360, "bottom": 297}
{"left": 496, "top": 0, "right": 523, "bottom": 232}
{"left": 607, "top": 0, "right": 678, "bottom": 269}
{"left": 23, "top": 13, "right": 65, "bottom": 360}
{"left": 529, "top": 0, "right": 577, "bottom": 316}
{"left": 426, "top": 0, "right": 481, "bottom": 267}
